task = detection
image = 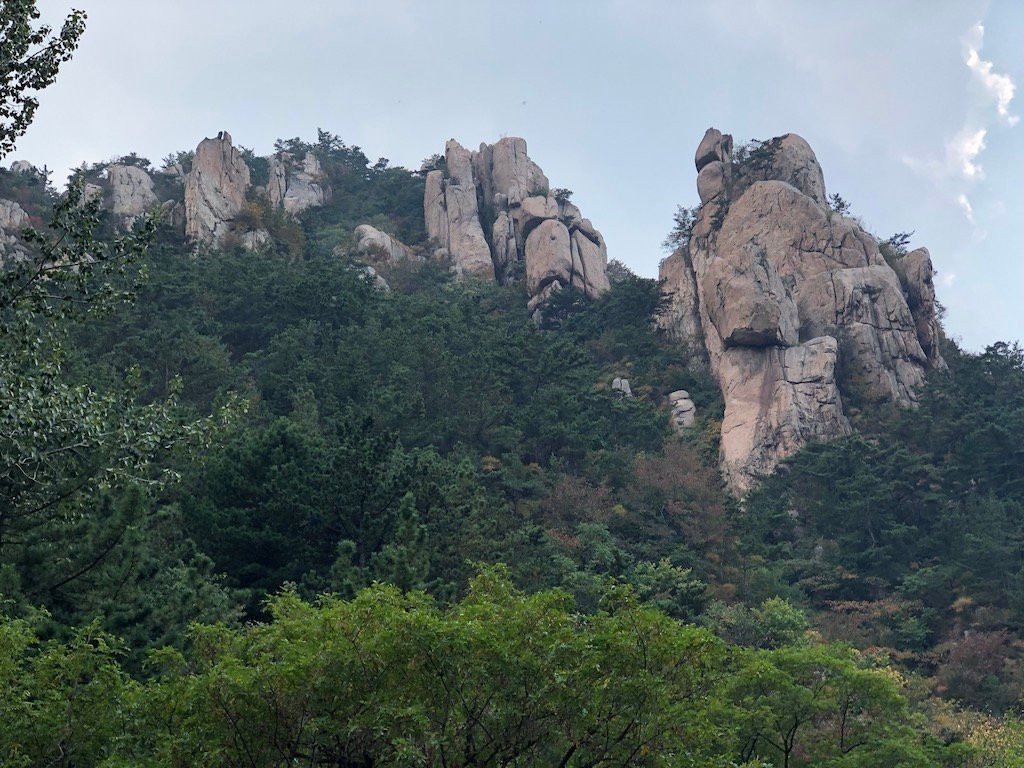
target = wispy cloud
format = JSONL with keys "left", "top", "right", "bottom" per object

{"left": 957, "top": 193, "right": 975, "bottom": 224}
{"left": 903, "top": 20, "right": 1018, "bottom": 233}
{"left": 951, "top": 127, "right": 987, "bottom": 179}
{"left": 900, "top": 127, "right": 986, "bottom": 181}
{"left": 964, "top": 22, "right": 1018, "bottom": 125}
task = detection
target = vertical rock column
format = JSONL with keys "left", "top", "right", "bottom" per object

{"left": 184, "top": 131, "right": 251, "bottom": 248}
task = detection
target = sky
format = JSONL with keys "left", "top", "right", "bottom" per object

{"left": 12, "top": 0, "right": 1023, "bottom": 350}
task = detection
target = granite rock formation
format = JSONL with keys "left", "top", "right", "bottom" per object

{"left": 668, "top": 390, "right": 697, "bottom": 433}
{"left": 424, "top": 137, "right": 610, "bottom": 308}
{"left": 659, "top": 128, "right": 945, "bottom": 493}
{"left": 184, "top": 131, "right": 252, "bottom": 247}
{"left": 107, "top": 164, "right": 159, "bottom": 226}
{"left": 268, "top": 151, "right": 330, "bottom": 214}
{"left": 0, "top": 198, "right": 30, "bottom": 261}
{"left": 353, "top": 224, "right": 416, "bottom": 265}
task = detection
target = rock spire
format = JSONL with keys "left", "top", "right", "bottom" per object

{"left": 659, "top": 128, "right": 945, "bottom": 494}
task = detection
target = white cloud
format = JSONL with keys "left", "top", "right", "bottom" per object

{"left": 957, "top": 193, "right": 975, "bottom": 223}
{"left": 964, "top": 22, "right": 1019, "bottom": 125}
{"left": 950, "top": 127, "right": 987, "bottom": 178}
{"left": 942, "top": 272, "right": 957, "bottom": 287}
{"left": 901, "top": 127, "right": 986, "bottom": 180}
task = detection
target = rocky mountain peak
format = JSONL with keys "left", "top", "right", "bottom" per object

{"left": 184, "top": 131, "right": 252, "bottom": 247}
{"left": 660, "top": 127, "right": 945, "bottom": 494}
{"left": 424, "top": 136, "right": 610, "bottom": 310}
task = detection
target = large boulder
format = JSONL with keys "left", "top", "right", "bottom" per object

{"left": 184, "top": 131, "right": 251, "bottom": 247}
{"left": 733, "top": 134, "right": 828, "bottom": 207}
{"left": 659, "top": 128, "right": 945, "bottom": 493}
{"left": 570, "top": 230, "right": 610, "bottom": 296}
{"left": 107, "top": 164, "right": 159, "bottom": 225}
{"left": 695, "top": 128, "right": 733, "bottom": 172}
{"left": 700, "top": 239, "right": 800, "bottom": 349}
{"left": 477, "top": 136, "right": 549, "bottom": 206}
{"left": 268, "top": 151, "right": 329, "bottom": 214}
{"left": 444, "top": 188, "right": 493, "bottom": 277}
{"left": 525, "top": 219, "right": 572, "bottom": 298}
{"left": 353, "top": 224, "right": 415, "bottom": 265}
{"left": 669, "top": 389, "right": 697, "bottom": 433}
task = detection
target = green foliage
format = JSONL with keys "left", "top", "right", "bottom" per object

{"left": 879, "top": 231, "right": 914, "bottom": 269}
{"left": 742, "top": 339, "right": 1024, "bottom": 709}
{"left": 301, "top": 129, "right": 427, "bottom": 250}
{"left": 551, "top": 186, "right": 573, "bottom": 203}
{"left": 0, "top": 1, "right": 86, "bottom": 159}
{"left": 827, "top": 192, "right": 852, "bottom": 216}
{"left": 662, "top": 204, "right": 698, "bottom": 252}
{"left": 0, "top": 573, "right": 967, "bottom": 767}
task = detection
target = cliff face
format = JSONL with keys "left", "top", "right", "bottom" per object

{"left": 184, "top": 131, "right": 252, "bottom": 247}
{"left": 424, "top": 137, "right": 610, "bottom": 311}
{"left": 659, "top": 128, "right": 945, "bottom": 494}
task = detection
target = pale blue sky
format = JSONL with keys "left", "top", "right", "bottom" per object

{"left": 16, "top": 1, "right": 1023, "bottom": 350}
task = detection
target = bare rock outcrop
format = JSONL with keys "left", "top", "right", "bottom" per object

{"left": 659, "top": 128, "right": 945, "bottom": 493}
{"left": 9, "top": 161, "right": 36, "bottom": 175}
{"left": 0, "top": 199, "right": 29, "bottom": 231}
{"left": 107, "top": 164, "right": 159, "bottom": 226}
{"left": 184, "top": 131, "right": 251, "bottom": 247}
{"left": 718, "top": 337, "right": 851, "bottom": 491}
{"left": 896, "top": 247, "right": 945, "bottom": 368}
{"left": 612, "top": 377, "right": 633, "bottom": 397}
{"left": 423, "top": 136, "right": 610, "bottom": 307}
{"left": 268, "top": 151, "right": 329, "bottom": 214}
{"left": 669, "top": 390, "right": 697, "bottom": 433}
{"left": 353, "top": 224, "right": 416, "bottom": 265}
{"left": 0, "top": 199, "right": 30, "bottom": 261}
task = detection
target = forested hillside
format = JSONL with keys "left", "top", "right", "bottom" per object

{"left": 4, "top": 3, "right": 1024, "bottom": 766}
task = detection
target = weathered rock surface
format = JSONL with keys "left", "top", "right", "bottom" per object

{"left": 353, "top": 224, "right": 415, "bottom": 265}
{"left": 659, "top": 128, "right": 945, "bottom": 493}
{"left": 268, "top": 151, "right": 329, "bottom": 214}
{"left": 669, "top": 390, "right": 697, "bottom": 433}
{"left": 718, "top": 337, "right": 851, "bottom": 493}
{"left": 357, "top": 264, "right": 390, "bottom": 291}
{"left": 9, "top": 161, "right": 36, "bottom": 175}
{"left": 0, "top": 199, "right": 29, "bottom": 231}
{"left": 612, "top": 377, "right": 633, "bottom": 397}
{"left": 0, "top": 199, "right": 30, "bottom": 261}
{"left": 107, "top": 164, "right": 159, "bottom": 225}
{"left": 184, "top": 131, "right": 251, "bottom": 247}
{"left": 742, "top": 134, "right": 827, "bottom": 207}
{"left": 525, "top": 219, "right": 572, "bottom": 297}
{"left": 658, "top": 249, "right": 708, "bottom": 367}
{"left": 897, "top": 247, "right": 945, "bottom": 369}
{"left": 695, "top": 128, "right": 733, "bottom": 172}
{"left": 423, "top": 136, "right": 610, "bottom": 306}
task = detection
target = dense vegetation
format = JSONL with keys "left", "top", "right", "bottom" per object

{"left": 5, "top": 3, "right": 1024, "bottom": 765}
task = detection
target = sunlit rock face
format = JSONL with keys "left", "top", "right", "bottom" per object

{"left": 659, "top": 128, "right": 945, "bottom": 494}
{"left": 423, "top": 136, "right": 610, "bottom": 309}
{"left": 184, "top": 131, "right": 251, "bottom": 248}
